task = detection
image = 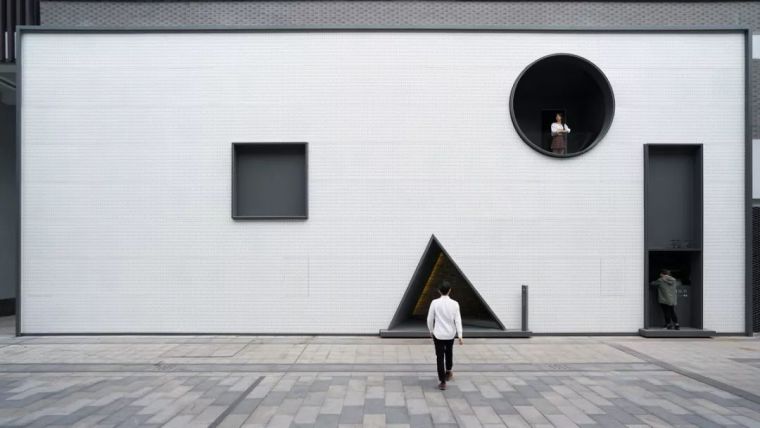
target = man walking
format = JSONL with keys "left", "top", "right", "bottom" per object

{"left": 426, "top": 281, "right": 463, "bottom": 390}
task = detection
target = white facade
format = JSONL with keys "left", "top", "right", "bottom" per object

{"left": 19, "top": 31, "right": 746, "bottom": 334}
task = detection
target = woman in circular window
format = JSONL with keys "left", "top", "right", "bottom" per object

{"left": 510, "top": 54, "right": 614, "bottom": 158}
{"left": 550, "top": 113, "right": 571, "bottom": 155}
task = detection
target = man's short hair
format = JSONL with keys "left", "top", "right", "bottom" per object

{"left": 660, "top": 269, "right": 671, "bottom": 276}
{"left": 438, "top": 281, "right": 451, "bottom": 295}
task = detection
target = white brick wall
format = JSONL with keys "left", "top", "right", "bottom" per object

{"left": 19, "top": 31, "right": 746, "bottom": 333}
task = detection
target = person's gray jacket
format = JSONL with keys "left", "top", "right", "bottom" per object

{"left": 650, "top": 275, "right": 678, "bottom": 306}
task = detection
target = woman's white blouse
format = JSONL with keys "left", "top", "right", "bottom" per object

{"left": 551, "top": 123, "right": 571, "bottom": 135}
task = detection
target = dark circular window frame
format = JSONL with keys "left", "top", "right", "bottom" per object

{"left": 509, "top": 53, "right": 616, "bottom": 159}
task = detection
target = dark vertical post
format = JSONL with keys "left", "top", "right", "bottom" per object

{"left": 13, "top": 3, "right": 21, "bottom": 334}
{"left": 696, "top": 146, "right": 704, "bottom": 329}
{"left": 745, "top": 30, "right": 754, "bottom": 336}
{"left": 17, "top": 0, "right": 24, "bottom": 27}
{"left": 521, "top": 285, "right": 528, "bottom": 332}
{"left": 24, "top": 0, "right": 32, "bottom": 24}
{"left": 1, "top": 0, "right": 7, "bottom": 62}
{"left": 26, "top": 0, "right": 34, "bottom": 25}
{"left": 643, "top": 145, "right": 650, "bottom": 329}
{"left": 6, "top": 0, "right": 14, "bottom": 62}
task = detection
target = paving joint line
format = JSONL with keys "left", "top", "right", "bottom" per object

{"left": 229, "top": 342, "right": 249, "bottom": 359}
{"left": 0, "top": 339, "right": 675, "bottom": 346}
{"left": 208, "top": 375, "right": 263, "bottom": 428}
{"left": 0, "top": 362, "right": 662, "bottom": 373}
{"left": 608, "top": 342, "right": 760, "bottom": 406}
{"left": 291, "top": 336, "right": 315, "bottom": 365}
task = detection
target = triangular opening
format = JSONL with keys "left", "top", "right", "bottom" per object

{"left": 387, "top": 235, "right": 505, "bottom": 333}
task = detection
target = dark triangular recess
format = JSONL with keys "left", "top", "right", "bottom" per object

{"left": 386, "top": 235, "right": 506, "bottom": 334}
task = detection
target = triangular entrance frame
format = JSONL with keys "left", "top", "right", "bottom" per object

{"left": 387, "top": 235, "right": 506, "bottom": 331}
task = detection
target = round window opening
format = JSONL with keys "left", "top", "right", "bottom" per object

{"left": 510, "top": 54, "right": 615, "bottom": 158}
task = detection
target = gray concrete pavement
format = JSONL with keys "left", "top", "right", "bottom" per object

{"left": 0, "top": 319, "right": 758, "bottom": 427}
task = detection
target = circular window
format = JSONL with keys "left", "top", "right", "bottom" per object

{"left": 510, "top": 54, "right": 615, "bottom": 158}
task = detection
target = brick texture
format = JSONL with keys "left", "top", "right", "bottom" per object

{"left": 39, "top": 1, "right": 760, "bottom": 29}
{"left": 19, "top": 31, "right": 746, "bottom": 333}
{"left": 37, "top": 1, "right": 760, "bottom": 137}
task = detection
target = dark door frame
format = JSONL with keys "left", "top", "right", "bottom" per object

{"left": 643, "top": 144, "right": 704, "bottom": 329}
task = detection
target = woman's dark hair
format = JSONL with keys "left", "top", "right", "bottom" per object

{"left": 660, "top": 269, "right": 671, "bottom": 276}
{"left": 438, "top": 281, "right": 451, "bottom": 295}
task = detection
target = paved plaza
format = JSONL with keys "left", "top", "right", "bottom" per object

{"left": 0, "top": 319, "right": 758, "bottom": 427}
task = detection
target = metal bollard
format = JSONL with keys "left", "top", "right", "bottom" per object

{"left": 521, "top": 285, "right": 529, "bottom": 332}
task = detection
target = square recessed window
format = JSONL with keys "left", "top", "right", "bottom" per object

{"left": 232, "top": 143, "right": 308, "bottom": 219}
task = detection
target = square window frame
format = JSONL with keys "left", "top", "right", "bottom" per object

{"left": 231, "top": 142, "right": 309, "bottom": 220}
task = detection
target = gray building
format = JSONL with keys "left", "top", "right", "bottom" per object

{"left": 1, "top": 0, "right": 759, "bottom": 334}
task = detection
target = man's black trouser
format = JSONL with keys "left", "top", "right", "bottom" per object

{"left": 433, "top": 336, "right": 454, "bottom": 382}
{"left": 660, "top": 303, "right": 678, "bottom": 326}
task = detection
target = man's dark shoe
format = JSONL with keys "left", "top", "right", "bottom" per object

{"left": 674, "top": 324, "right": 680, "bottom": 330}
{"left": 438, "top": 382, "right": 447, "bottom": 390}
{"left": 666, "top": 324, "right": 674, "bottom": 330}
{"left": 446, "top": 371, "right": 453, "bottom": 381}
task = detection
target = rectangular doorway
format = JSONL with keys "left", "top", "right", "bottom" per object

{"left": 643, "top": 145, "right": 709, "bottom": 335}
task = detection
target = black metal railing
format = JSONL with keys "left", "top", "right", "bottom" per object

{"left": 2, "top": 0, "right": 40, "bottom": 63}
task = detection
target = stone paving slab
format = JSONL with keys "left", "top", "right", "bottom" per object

{"left": 0, "top": 362, "right": 661, "bottom": 374}
{"left": 0, "top": 317, "right": 758, "bottom": 427}
{"left": 610, "top": 341, "right": 760, "bottom": 406}
{"left": 0, "top": 342, "right": 642, "bottom": 365}
{"left": 1, "top": 370, "right": 760, "bottom": 427}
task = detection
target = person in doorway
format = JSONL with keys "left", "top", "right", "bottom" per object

{"left": 650, "top": 269, "right": 680, "bottom": 330}
{"left": 550, "top": 113, "right": 571, "bottom": 155}
{"left": 426, "top": 280, "right": 463, "bottom": 390}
